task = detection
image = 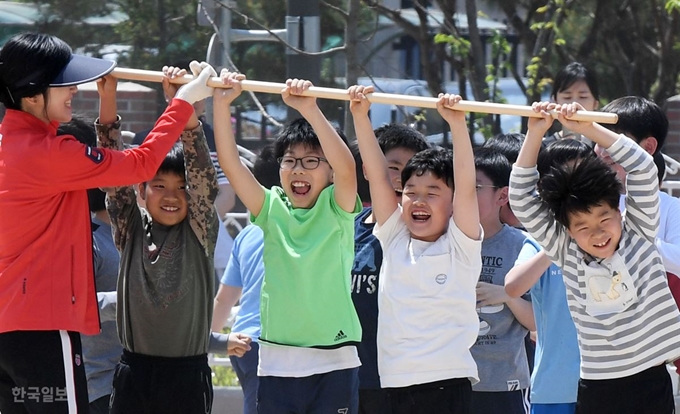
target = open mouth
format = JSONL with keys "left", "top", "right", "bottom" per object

{"left": 292, "top": 181, "right": 311, "bottom": 196}
{"left": 411, "top": 210, "right": 431, "bottom": 222}
{"left": 161, "top": 206, "right": 179, "bottom": 212}
{"left": 394, "top": 189, "right": 403, "bottom": 198}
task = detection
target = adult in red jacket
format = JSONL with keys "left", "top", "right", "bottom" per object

{"left": 0, "top": 33, "right": 216, "bottom": 414}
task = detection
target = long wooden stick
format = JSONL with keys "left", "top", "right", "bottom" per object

{"left": 111, "top": 67, "right": 618, "bottom": 124}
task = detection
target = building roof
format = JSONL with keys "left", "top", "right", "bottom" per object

{"left": 378, "top": 7, "right": 508, "bottom": 34}
{"left": 0, "top": 1, "right": 127, "bottom": 25}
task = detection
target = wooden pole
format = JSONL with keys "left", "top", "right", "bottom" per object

{"left": 111, "top": 67, "right": 618, "bottom": 124}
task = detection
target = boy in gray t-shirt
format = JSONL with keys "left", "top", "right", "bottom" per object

{"left": 99, "top": 63, "right": 251, "bottom": 414}
{"left": 471, "top": 148, "right": 534, "bottom": 413}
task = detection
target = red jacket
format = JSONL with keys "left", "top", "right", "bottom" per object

{"left": 0, "top": 99, "right": 192, "bottom": 335}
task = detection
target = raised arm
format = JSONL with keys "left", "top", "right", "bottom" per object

{"left": 96, "top": 76, "right": 135, "bottom": 250}
{"left": 348, "top": 85, "right": 398, "bottom": 225}
{"left": 505, "top": 244, "right": 552, "bottom": 298}
{"left": 44, "top": 63, "right": 216, "bottom": 192}
{"left": 556, "top": 103, "right": 619, "bottom": 150}
{"left": 213, "top": 70, "right": 266, "bottom": 217}
{"left": 96, "top": 119, "right": 138, "bottom": 252}
{"left": 283, "top": 79, "right": 357, "bottom": 213}
{"left": 560, "top": 103, "right": 659, "bottom": 240}
{"left": 509, "top": 102, "right": 568, "bottom": 265}
{"left": 97, "top": 75, "right": 117, "bottom": 125}
{"left": 181, "top": 126, "right": 219, "bottom": 255}
{"left": 515, "top": 102, "right": 557, "bottom": 168}
{"left": 436, "top": 94, "right": 479, "bottom": 240}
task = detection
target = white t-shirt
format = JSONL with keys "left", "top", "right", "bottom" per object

{"left": 619, "top": 191, "right": 680, "bottom": 276}
{"left": 258, "top": 343, "right": 360, "bottom": 377}
{"left": 374, "top": 207, "right": 483, "bottom": 388}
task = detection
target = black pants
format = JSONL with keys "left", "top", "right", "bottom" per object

{"left": 109, "top": 350, "right": 213, "bottom": 414}
{"left": 359, "top": 388, "right": 392, "bottom": 414}
{"left": 576, "top": 364, "right": 674, "bottom": 414}
{"left": 89, "top": 394, "right": 111, "bottom": 414}
{"left": 470, "top": 389, "right": 530, "bottom": 414}
{"left": 386, "top": 378, "right": 472, "bottom": 414}
{"left": 0, "top": 330, "right": 89, "bottom": 414}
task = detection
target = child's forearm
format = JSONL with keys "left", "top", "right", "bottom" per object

{"left": 354, "top": 114, "right": 388, "bottom": 184}
{"left": 515, "top": 128, "right": 543, "bottom": 168}
{"left": 213, "top": 102, "right": 266, "bottom": 216}
{"left": 579, "top": 122, "right": 619, "bottom": 149}
{"left": 505, "top": 251, "right": 552, "bottom": 298}
{"left": 302, "top": 107, "right": 355, "bottom": 178}
{"left": 98, "top": 93, "right": 117, "bottom": 125}
{"left": 182, "top": 125, "right": 219, "bottom": 254}
{"left": 182, "top": 125, "right": 219, "bottom": 205}
{"left": 449, "top": 119, "right": 475, "bottom": 192}
{"left": 507, "top": 297, "right": 536, "bottom": 331}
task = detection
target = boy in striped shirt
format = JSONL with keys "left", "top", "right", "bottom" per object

{"left": 509, "top": 101, "right": 680, "bottom": 414}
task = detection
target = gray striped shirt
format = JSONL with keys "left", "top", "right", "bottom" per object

{"left": 509, "top": 135, "right": 680, "bottom": 380}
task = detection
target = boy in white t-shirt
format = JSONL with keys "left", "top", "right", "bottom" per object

{"left": 349, "top": 86, "right": 482, "bottom": 414}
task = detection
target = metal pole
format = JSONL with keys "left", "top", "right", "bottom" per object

{"left": 286, "top": 0, "right": 321, "bottom": 120}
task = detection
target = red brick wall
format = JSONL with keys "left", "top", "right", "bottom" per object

{"left": 72, "top": 81, "right": 160, "bottom": 139}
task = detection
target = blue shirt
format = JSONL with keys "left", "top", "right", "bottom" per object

{"left": 222, "top": 225, "right": 264, "bottom": 341}
{"left": 351, "top": 207, "right": 382, "bottom": 389}
{"left": 518, "top": 238, "right": 580, "bottom": 404}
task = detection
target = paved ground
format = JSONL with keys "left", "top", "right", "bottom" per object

{"left": 210, "top": 387, "right": 680, "bottom": 413}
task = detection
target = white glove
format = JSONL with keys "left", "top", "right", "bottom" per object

{"left": 175, "top": 61, "right": 216, "bottom": 104}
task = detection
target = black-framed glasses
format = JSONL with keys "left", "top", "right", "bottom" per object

{"left": 475, "top": 184, "right": 498, "bottom": 191}
{"left": 277, "top": 156, "right": 329, "bottom": 171}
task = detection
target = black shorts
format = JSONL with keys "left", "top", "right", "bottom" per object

{"left": 387, "top": 378, "right": 472, "bottom": 414}
{"left": 576, "top": 364, "right": 674, "bottom": 414}
{"left": 109, "top": 350, "right": 213, "bottom": 414}
{"left": 0, "top": 330, "right": 89, "bottom": 414}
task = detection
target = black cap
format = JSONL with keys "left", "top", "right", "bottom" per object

{"left": 49, "top": 54, "right": 116, "bottom": 87}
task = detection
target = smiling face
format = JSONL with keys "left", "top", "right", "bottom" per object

{"left": 554, "top": 80, "right": 599, "bottom": 111}
{"left": 23, "top": 85, "right": 78, "bottom": 124}
{"left": 139, "top": 172, "right": 188, "bottom": 226}
{"left": 279, "top": 144, "right": 333, "bottom": 209}
{"left": 566, "top": 203, "right": 622, "bottom": 259}
{"left": 385, "top": 147, "right": 417, "bottom": 203}
{"left": 475, "top": 170, "right": 507, "bottom": 232}
{"left": 401, "top": 171, "right": 453, "bottom": 242}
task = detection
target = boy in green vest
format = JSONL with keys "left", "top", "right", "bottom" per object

{"left": 213, "top": 73, "right": 362, "bottom": 412}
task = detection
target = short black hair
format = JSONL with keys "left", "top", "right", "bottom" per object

{"left": 474, "top": 147, "right": 511, "bottom": 188}
{"left": 482, "top": 133, "right": 525, "bottom": 164}
{"left": 253, "top": 143, "right": 281, "bottom": 189}
{"left": 0, "top": 33, "right": 72, "bottom": 110}
{"left": 57, "top": 117, "right": 104, "bottom": 212}
{"left": 401, "top": 147, "right": 453, "bottom": 189}
{"left": 537, "top": 138, "right": 595, "bottom": 177}
{"left": 551, "top": 62, "right": 599, "bottom": 101}
{"left": 538, "top": 156, "right": 621, "bottom": 228}
{"left": 273, "top": 118, "right": 348, "bottom": 160}
{"left": 349, "top": 140, "right": 371, "bottom": 203}
{"left": 654, "top": 151, "right": 666, "bottom": 185}
{"left": 374, "top": 123, "right": 429, "bottom": 155}
{"left": 57, "top": 116, "right": 96, "bottom": 146}
{"left": 601, "top": 96, "right": 667, "bottom": 153}
{"left": 157, "top": 142, "right": 185, "bottom": 179}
